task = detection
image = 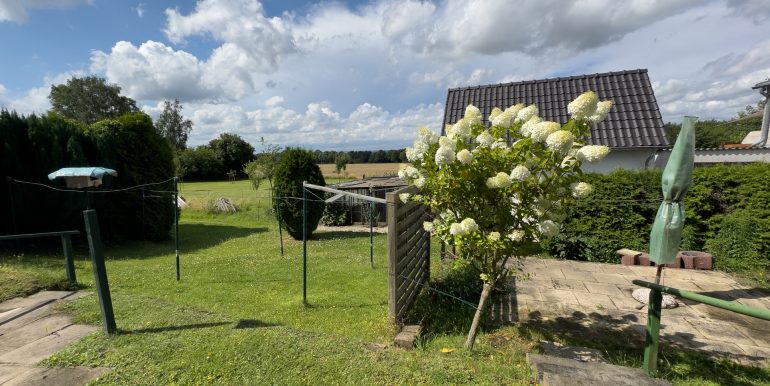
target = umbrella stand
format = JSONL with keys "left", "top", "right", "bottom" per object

{"left": 654, "top": 265, "right": 663, "bottom": 284}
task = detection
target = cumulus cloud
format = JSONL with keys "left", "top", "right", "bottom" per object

{"left": 165, "top": 0, "right": 296, "bottom": 72}
{"left": 265, "top": 96, "right": 284, "bottom": 107}
{"left": 0, "top": 0, "right": 91, "bottom": 23}
{"left": 725, "top": 0, "right": 770, "bottom": 24}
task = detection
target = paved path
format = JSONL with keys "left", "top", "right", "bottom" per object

{"left": 492, "top": 258, "right": 770, "bottom": 366}
{"left": 0, "top": 291, "right": 109, "bottom": 385}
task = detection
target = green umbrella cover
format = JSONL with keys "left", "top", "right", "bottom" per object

{"left": 649, "top": 116, "right": 696, "bottom": 266}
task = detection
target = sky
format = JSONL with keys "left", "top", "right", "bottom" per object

{"left": 1, "top": 0, "right": 769, "bottom": 151}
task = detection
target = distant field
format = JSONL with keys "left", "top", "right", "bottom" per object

{"left": 319, "top": 163, "right": 403, "bottom": 179}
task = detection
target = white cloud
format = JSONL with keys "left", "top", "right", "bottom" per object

{"left": 134, "top": 3, "right": 145, "bottom": 18}
{"left": 0, "top": 0, "right": 91, "bottom": 23}
{"left": 164, "top": 0, "right": 296, "bottom": 72}
{"left": 265, "top": 96, "right": 284, "bottom": 107}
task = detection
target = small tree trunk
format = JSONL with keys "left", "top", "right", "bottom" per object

{"left": 465, "top": 282, "right": 493, "bottom": 350}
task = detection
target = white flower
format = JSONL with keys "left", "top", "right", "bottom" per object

{"left": 488, "top": 107, "right": 503, "bottom": 121}
{"left": 588, "top": 100, "right": 612, "bottom": 123}
{"left": 435, "top": 146, "right": 456, "bottom": 165}
{"left": 576, "top": 145, "right": 610, "bottom": 163}
{"left": 418, "top": 126, "right": 439, "bottom": 144}
{"left": 413, "top": 176, "right": 426, "bottom": 188}
{"left": 405, "top": 147, "right": 416, "bottom": 162}
{"left": 520, "top": 116, "right": 541, "bottom": 136}
{"left": 476, "top": 131, "right": 494, "bottom": 146}
{"left": 399, "top": 193, "right": 411, "bottom": 203}
{"left": 508, "top": 230, "right": 525, "bottom": 242}
{"left": 486, "top": 172, "right": 512, "bottom": 188}
{"left": 461, "top": 218, "right": 478, "bottom": 232}
{"left": 491, "top": 140, "right": 508, "bottom": 150}
{"left": 515, "top": 104, "right": 538, "bottom": 123}
{"left": 398, "top": 165, "right": 419, "bottom": 181}
{"left": 505, "top": 103, "right": 525, "bottom": 118}
{"left": 465, "top": 105, "right": 481, "bottom": 125}
{"left": 438, "top": 136, "right": 456, "bottom": 151}
{"left": 538, "top": 220, "right": 560, "bottom": 237}
{"left": 530, "top": 121, "right": 560, "bottom": 142}
{"left": 570, "top": 182, "right": 594, "bottom": 199}
{"left": 450, "top": 119, "right": 471, "bottom": 139}
{"left": 411, "top": 139, "right": 428, "bottom": 160}
{"left": 491, "top": 110, "right": 514, "bottom": 128}
{"left": 487, "top": 232, "right": 501, "bottom": 241}
{"left": 440, "top": 210, "right": 455, "bottom": 221}
{"left": 450, "top": 222, "right": 465, "bottom": 236}
{"left": 545, "top": 130, "right": 575, "bottom": 154}
{"left": 567, "top": 91, "right": 598, "bottom": 120}
{"left": 423, "top": 221, "right": 434, "bottom": 232}
{"left": 456, "top": 149, "right": 473, "bottom": 164}
{"left": 510, "top": 165, "right": 531, "bottom": 181}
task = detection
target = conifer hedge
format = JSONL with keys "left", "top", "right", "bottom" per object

{"left": 0, "top": 110, "right": 175, "bottom": 242}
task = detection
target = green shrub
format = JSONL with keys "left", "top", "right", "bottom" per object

{"left": 273, "top": 148, "right": 325, "bottom": 240}
{"left": 320, "top": 201, "right": 350, "bottom": 226}
{"left": 704, "top": 211, "right": 768, "bottom": 279}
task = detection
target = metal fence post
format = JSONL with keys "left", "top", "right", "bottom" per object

{"left": 61, "top": 234, "right": 77, "bottom": 285}
{"left": 643, "top": 288, "right": 663, "bottom": 375}
{"left": 83, "top": 209, "right": 117, "bottom": 334}
{"left": 302, "top": 182, "right": 307, "bottom": 305}
{"left": 174, "top": 177, "right": 180, "bottom": 281}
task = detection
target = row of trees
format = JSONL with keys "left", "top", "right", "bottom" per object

{"left": 312, "top": 149, "right": 406, "bottom": 164}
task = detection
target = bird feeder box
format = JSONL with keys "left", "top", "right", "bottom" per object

{"left": 47, "top": 167, "right": 118, "bottom": 188}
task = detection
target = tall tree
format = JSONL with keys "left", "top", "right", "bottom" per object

{"left": 48, "top": 76, "right": 138, "bottom": 124}
{"left": 208, "top": 133, "right": 256, "bottom": 177}
{"left": 155, "top": 99, "right": 193, "bottom": 150}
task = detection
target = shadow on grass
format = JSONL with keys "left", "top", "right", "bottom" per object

{"left": 234, "top": 319, "right": 279, "bottom": 329}
{"left": 122, "top": 321, "right": 231, "bottom": 334}
{"left": 2, "top": 223, "right": 268, "bottom": 261}
{"left": 310, "top": 231, "right": 382, "bottom": 241}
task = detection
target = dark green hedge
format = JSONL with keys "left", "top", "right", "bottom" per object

{"left": 1, "top": 110, "right": 175, "bottom": 242}
{"left": 273, "top": 148, "right": 325, "bottom": 240}
{"left": 546, "top": 163, "right": 770, "bottom": 276}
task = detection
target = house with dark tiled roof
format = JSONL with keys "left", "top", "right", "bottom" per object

{"left": 442, "top": 69, "right": 670, "bottom": 172}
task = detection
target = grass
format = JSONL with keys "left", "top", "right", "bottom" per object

{"left": 1, "top": 180, "right": 768, "bottom": 385}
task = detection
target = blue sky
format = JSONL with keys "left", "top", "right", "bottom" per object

{"left": 1, "top": 0, "right": 769, "bottom": 150}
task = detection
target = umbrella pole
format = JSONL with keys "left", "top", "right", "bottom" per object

{"left": 644, "top": 264, "right": 665, "bottom": 375}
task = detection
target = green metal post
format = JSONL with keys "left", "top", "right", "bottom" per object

{"left": 302, "top": 182, "right": 307, "bottom": 305}
{"left": 369, "top": 198, "right": 374, "bottom": 269}
{"left": 61, "top": 234, "right": 77, "bottom": 285}
{"left": 6, "top": 177, "right": 18, "bottom": 236}
{"left": 174, "top": 177, "right": 180, "bottom": 281}
{"left": 83, "top": 209, "right": 117, "bottom": 334}
{"left": 643, "top": 288, "right": 663, "bottom": 375}
{"left": 277, "top": 199, "right": 284, "bottom": 257}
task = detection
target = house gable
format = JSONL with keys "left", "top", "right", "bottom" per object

{"left": 442, "top": 69, "right": 669, "bottom": 149}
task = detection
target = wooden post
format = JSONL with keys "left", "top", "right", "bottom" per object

{"left": 386, "top": 190, "right": 398, "bottom": 322}
{"left": 61, "top": 234, "right": 77, "bottom": 285}
{"left": 83, "top": 209, "right": 117, "bottom": 334}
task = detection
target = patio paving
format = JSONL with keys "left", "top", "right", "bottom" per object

{"left": 0, "top": 291, "right": 109, "bottom": 385}
{"left": 492, "top": 258, "right": 770, "bottom": 366}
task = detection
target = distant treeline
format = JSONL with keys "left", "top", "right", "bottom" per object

{"left": 309, "top": 149, "right": 406, "bottom": 164}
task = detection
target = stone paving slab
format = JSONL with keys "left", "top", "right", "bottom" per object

{"left": 499, "top": 258, "right": 770, "bottom": 367}
{"left": 2, "top": 365, "right": 110, "bottom": 386}
{"left": 0, "top": 291, "right": 106, "bottom": 386}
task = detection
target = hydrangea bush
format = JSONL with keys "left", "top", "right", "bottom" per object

{"left": 399, "top": 91, "right": 611, "bottom": 349}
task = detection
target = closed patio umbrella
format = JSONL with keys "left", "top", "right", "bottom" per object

{"left": 649, "top": 116, "right": 695, "bottom": 281}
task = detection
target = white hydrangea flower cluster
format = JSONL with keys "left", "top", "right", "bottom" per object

{"left": 508, "top": 229, "right": 525, "bottom": 242}
{"left": 491, "top": 104, "right": 523, "bottom": 128}
{"left": 486, "top": 172, "right": 512, "bottom": 189}
{"left": 476, "top": 131, "right": 494, "bottom": 146}
{"left": 519, "top": 116, "right": 541, "bottom": 136}
{"left": 576, "top": 145, "right": 610, "bottom": 163}
{"left": 456, "top": 149, "right": 473, "bottom": 164}
{"left": 413, "top": 176, "right": 426, "bottom": 188}
{"left": 398, "top": 165, "right": 420, "bottom": 181}
{"left": 568, "top": 91, "right": 612, "bottom": 122}
{"left": 489, "top": 107, "right": 503, "bottom": 121}
{"left": 570, "top": 182, "right": 594, "bottom": 199}
{"left": 449, "top": 217, "right": 478, "bottom": 236}
{"left": 465, "top": 105, "right": 482, "bottom": 125}
{"left": 399, "top": 193, "right": 411, "bottom": 203}
{"left": 530, "top": 121, "right": 560, "bottom": 142}
{"left": 588, "top": 100, "right": 612, "bottom": 123}
{"left": 515, "top": 105, "right": 538, "bottom": 123}
{"left": 545, "top": 130, "right": 575, "bottom": 154}
{"left": 434, "top": 136, "right": 457, "bottom": 166}
{"left": 487, "top": 231, "right": 501, "bottom": 241}
{"left": 537, "top": 220, "right": 560, "bottom": 237}
{"left": 422, "top": 221, "right": 434, "bottom": 233}
{"left": 418, "top": 126, "right": 439, "bottom": 144}
{"left": 510, "top": 165, "right": 531, "bottom": 181}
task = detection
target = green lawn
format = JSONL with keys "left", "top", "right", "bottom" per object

{"left": 1, "top": 180, "right": 768, "bottom": 385}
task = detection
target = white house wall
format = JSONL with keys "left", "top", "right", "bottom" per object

{"left": 582, "top": 148, "right": 660, "bottom": 173}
